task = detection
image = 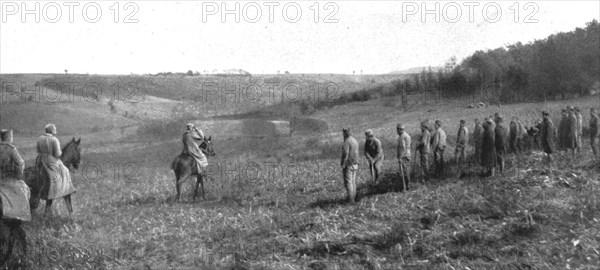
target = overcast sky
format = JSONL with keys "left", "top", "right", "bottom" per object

{"left": 1, "top": 1, "right": 598, "bottom": 74}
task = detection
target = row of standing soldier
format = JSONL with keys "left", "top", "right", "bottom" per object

{"left": 339, "top": 120, "right": 448, "bottom": 203}
{"left": 340, "top": 107, "right": 600, "bottom": 203}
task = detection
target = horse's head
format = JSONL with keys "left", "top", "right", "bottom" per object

{"left": 63, "top": 137, "right": 82, "bottom": 169}
{"left": 200, "top": 136, "right": 216, "bottom": 157}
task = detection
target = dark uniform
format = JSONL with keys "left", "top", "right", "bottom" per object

{"left": 495, "top": 118, "right": 509, "bottom": 172}
{"left": 0, "top": 139, "right": 31, "bottom": 221}
{"left": 590, "top": 111, "right": 600, "bottom": 158}
{"left": 431, "top": 123, "right": 447, "bottom": 178}
{"left": 541, "top": 114, "right": 555, "bottom": 156}
{"left": 455, "top": 123, "right": 468, "bottom": 164}
{"left": 472, "top": 121, "right": 484, "bottom": 162}
{"left": 341, "top": 131, "right": 359, "bottom": 203}
{"left": 416, "top": 126, "right": 431, "bottom": 181}
{"left": 481, "top": 120, "right": 496, "bottom": 176}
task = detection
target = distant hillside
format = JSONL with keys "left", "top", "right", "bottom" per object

{"left": 389, "top": 66, "right": 442, "bottom": 75}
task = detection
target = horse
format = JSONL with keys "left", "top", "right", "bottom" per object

{"left": 24, "top": 137, "right": 81, "bottom": 218}
{"left": 171, "top": 136, "right": 215, "bottom": 201}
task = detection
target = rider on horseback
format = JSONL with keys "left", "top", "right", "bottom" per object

{"left": 0, "top": 129, "right": 31, "bottom": 222}
{"left": 36, "top": 124, "right": 76, "bottom": 215}
{"left": 181, "top": 123, "right": 208, "bottom": 173}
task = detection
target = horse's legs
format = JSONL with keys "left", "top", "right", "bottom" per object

{"left": 200, "top": 174, "right": 206, "bottom": 200}
{"left": 193, "top": 174, "right": 200, "bottom": 201}
{"left": 45, "top": 199, "right": 53, "bottom": 217}
{"left": 175, "top": 176, "right": 182, "bottom": 202}
{"left": 193, "top": 174, "right": 205, "bottom": 200}
{"left": 64, "top": 194, "right": 73, "bottom": 220}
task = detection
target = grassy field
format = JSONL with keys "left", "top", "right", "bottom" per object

{"left": 1, "top": 74, "right": 599, "bottom": 269}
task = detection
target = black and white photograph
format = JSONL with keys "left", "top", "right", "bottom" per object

{"left": 1, "top": 1, "right": 599, "bottom": 269}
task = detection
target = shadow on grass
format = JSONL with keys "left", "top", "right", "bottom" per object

{"left": 307, "top": 172, "right": 408, "bottom": 209}
{"left": 295, "top": 222, "right": 411, "bottom": 265}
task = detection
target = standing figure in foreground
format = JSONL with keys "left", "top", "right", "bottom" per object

{"left": 540, "top": 111, "right": 556, "bottom": 167}
{"left": 364, "top": 129, "right": 384, "bottom": 182}
{"left": 494, "top": 115, "right": 509, "bottom": 173}
{"left": 341, "top": 128, "right": 359, "bottom": 203}
{"left": 589, "top": 108, "right": 600, "bottom": 159}
{"left": 36, "top": 124, "right": 76, "bottom": 217}
{"left": 481, "top": 118, "right": 497, "bottom": 177}
{"left": 416, "top": 121, "right": 431, "bottom": 182}
{"left": 431, "top": 120, "right": 447, "bottom": 178}
{"left": 396, "top": 124, "right": 411, "bottom": 191}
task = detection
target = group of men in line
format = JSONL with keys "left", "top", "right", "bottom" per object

{"left": 339, "top": 106, "right": 600, "bottom": 203}
{"left": 340, "top": 119, "right": 448, "bottom": 203}
{"left": 531, "top": 106, "right": 600, "bottom": 165}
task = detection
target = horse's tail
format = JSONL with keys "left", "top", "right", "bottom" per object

{"left": 171, "top": 156, "right": 178, "bottom": 171}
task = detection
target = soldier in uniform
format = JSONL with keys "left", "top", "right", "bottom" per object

{"left": 416, "top": 121, "right": 431, "bottom": 182}
{"left": 481, "top": 118, "right": 496, "bottom": 177}
{"left": 341, "top": 128, "right": 359, "bottom": 203}
{"left": 454, "top": 119, "right": 469, "bottom": 165}
{"left": 471, "top": 118, "right": 484, "bottom": 163}
{"left": 590, "top": 108, "right": 600, "bottom": 159}
{"left": 181, "top": 123, "right": 207, "bottom": 173}
{"left": 541, "top": 111, "right": 556, "bottom": 166}
{"left": 364, "top": 129, "right": 384, "bottom": 182}
{"left": 509, "top": 117, "right": 521, "bottom": 154}
{"left": 574, "top": 107, "right": 583, "bottom": 155}
{"left": 396, "top": 124, "right": 411, "bottom": 191}
{"left": 0, "top": 129, "right": 31, "bottom": 222}
{"left": 36, "top": 124, "right": 76, "bottom": 216}
{"left": 431, "top": 120, "right": 447, "bottom": 178}
{"left": 565, "top": 106, "right": 578, "bottom": 160}
{"left": 494, "top": 114, "right": 509, "bottom": 173}
{"left": 558, "top": 108, "right": 569, "bottom": 152}
{"left": 533, "top": 119, "right": 543, "bottom": 149}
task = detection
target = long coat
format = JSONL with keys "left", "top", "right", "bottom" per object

{"left": 509, "top": 121, "right": 518, "bottom": 144}
{"left": 541, "top": 117, "right": 555, "bottom": 154}
{"left": 558, "top": 115, "right": 568, "bottom": 149}
{"left": 481, "top": 123, "right": 496, "bottom": 168}
{"left": 563, "top": 114, "right": 578, "bottom": 149}
{"left": 472, "top": 124, "right": 483, "bottom": 147}
{"left": 182, "top": 130, "right": 208, "bottom": 170}
{"left": 495, "top": 122, "right": 509, "bottom": 155}
{"left": 590, "top": 114, "right": 600, "bottom": 139}
{"left": 36, "top": 133, "right": 75, "bottom": 200}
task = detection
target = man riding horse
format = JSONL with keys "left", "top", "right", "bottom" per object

{"left": 36, "top": 124, "right": 76, "bottom": 217}
{"left": 182, "top": 123, "right": 208, "bottom": 173}
{"left": 171, "top": 123, "right": 214, "bottom": 201}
